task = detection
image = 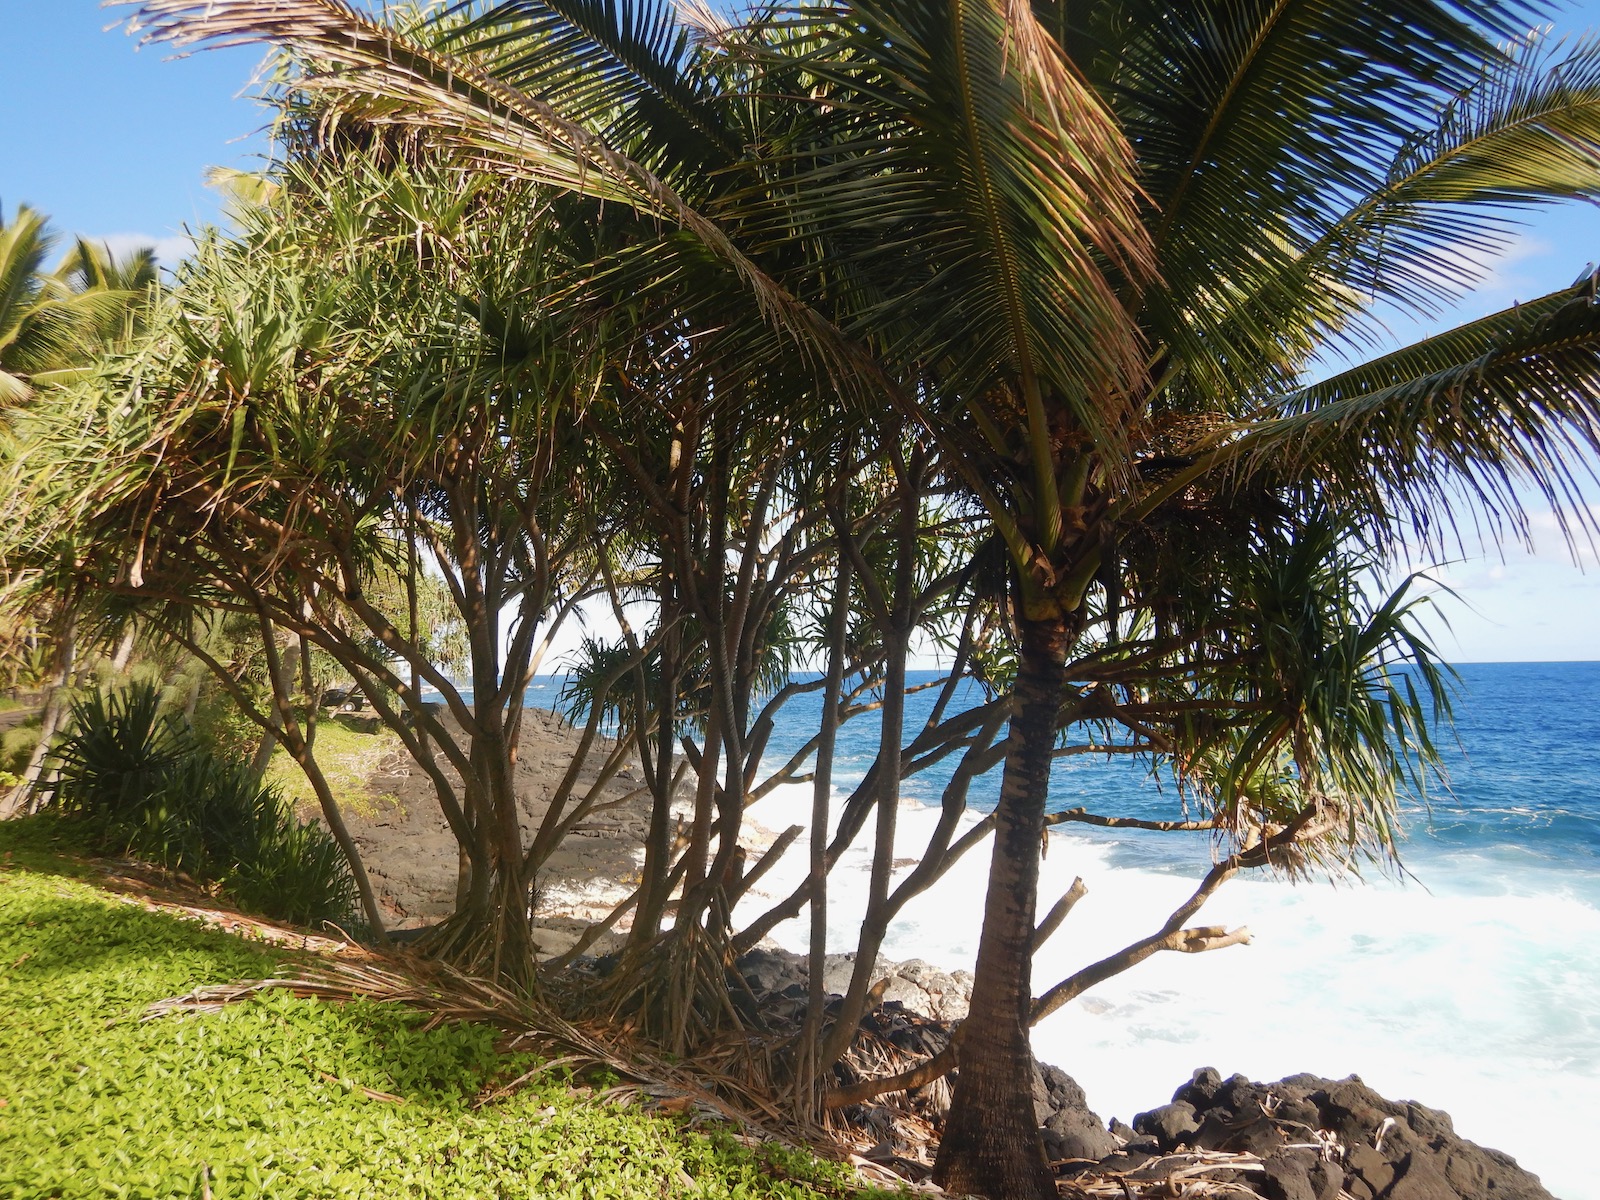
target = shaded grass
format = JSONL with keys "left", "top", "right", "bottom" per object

{"left": 0, "top": 829, "right": 880, "bottom": 1200}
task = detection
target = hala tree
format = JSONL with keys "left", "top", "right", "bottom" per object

{"left": 0, "top": 155, "right": 618, "bottom": 973}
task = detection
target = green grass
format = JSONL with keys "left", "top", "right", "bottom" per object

{"left": 0, "top": 827, "right": 879, "bottom": 1200}
{"left": 261, "top": 714, "right": 404, "bottom": 821}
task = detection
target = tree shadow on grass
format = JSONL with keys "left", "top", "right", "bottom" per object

{"left": 0, "top": 893, "right": 282, "bottom": 989}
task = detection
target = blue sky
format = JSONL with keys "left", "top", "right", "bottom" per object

{"left": 3, "top": 0, "right": 1600, "bottom": 662}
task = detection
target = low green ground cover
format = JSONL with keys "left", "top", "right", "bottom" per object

{"left": 260, "top": 714, "right": 403, "bottom": 822}
{"left": 0, "top": 826, "right": 874, "bottom": 1200}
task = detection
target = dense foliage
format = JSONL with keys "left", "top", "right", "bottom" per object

{"left": 48, "top": 684, "right": 359, "bottom": 929}
{"left": 3, "top": 0, "right": 1600, "bottom": 1194}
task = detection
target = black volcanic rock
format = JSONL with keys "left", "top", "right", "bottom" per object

{"left": 1145, "top": 1070, "right": 1553, "bottom": 1200}
{"left": 1261, "top": 1151, "right": 1318, "bottom": 1200}
{"left": 1174, "top": 1066, "right": 1225, "bottom": 1109}
{"left": 1133, "top": 1100, "right": 1202, "bottom": 1150}
{"left": 715, "top": 952, "right": 1557, "bottom": 1200}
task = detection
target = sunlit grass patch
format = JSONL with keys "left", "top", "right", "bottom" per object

{"left": 0, "top": 837, "right": 877, "bottom": 1200}
{"left": 262, "top": 712, "right": 405, "bottom": 821}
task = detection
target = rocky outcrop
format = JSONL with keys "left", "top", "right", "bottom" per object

{"left": 1111, "top": 1069, "right": 1553, "bottom": 1200}
{"left": 726, "top": 948, "right": 1552, "bottom": 1200}
{"left": 733, "top": 947, "right": 974, "bottom": 1022}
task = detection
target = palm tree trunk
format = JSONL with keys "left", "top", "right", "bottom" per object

{"left": 933, "top": 612, "right": 1066, "bottom": 1200}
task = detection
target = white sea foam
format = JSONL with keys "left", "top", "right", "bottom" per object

{"left": 737, "top": 790, "right": 1599, "bottom": 1200}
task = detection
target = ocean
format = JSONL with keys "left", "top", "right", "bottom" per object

{"left": 721, "top": 661, "right": 1600, "bottom": 1200}
{"left": 515, "top": 663, "right": 1596, "bottom": 1196}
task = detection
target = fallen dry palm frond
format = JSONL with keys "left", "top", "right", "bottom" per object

{"left": 1040, "top": 1152, "right": 1282, "bottom": 1200}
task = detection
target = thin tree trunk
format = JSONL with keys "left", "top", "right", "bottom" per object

{"left": 294, "top": 634, "right": 388, "bottom": 946}
{"left": 248, "top": 635, "right": 297, "bottom": 783}
{"left": 109, "top": 625, "right": 137, "bottom": 675}
{"left": 821, "top": 449, "right": 920, "bottom": 1069}
{"left": 820, "top": 624, "right": 909, "bottom": 1069}
{"left": 797, "top": 544, "right": 853, "bottom": 1116}
{"left": 933, "top": 613, "right": 1067, "bottom": 1200}
{"left": 633, "top": 638, "right": 679, "bottom": 943}
{"left": 10, "top": 610, "right": 77, "bottom": 818}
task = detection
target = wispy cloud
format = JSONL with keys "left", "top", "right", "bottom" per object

{"left": 82, "top": 231, "right": 193, "bottom": 272}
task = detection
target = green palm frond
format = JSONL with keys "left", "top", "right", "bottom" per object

{"left": 443, "top": 0, "right": 741, "bottom": 175}
{"left": 1083, "top": 0, "right": 1549, "bottom": 405}
{"left": 60, "top": 237, "right": 163, "bottom": 293}
{"left": 0, "top": 205, "right": 160, "bottom": 404}
{"left": 1232, "top": 272, "right": 1600, "bottom": 548}
{"left": 0, "top": 205, "right": 57, "bottom": 356}
{"left": 1307, "top": 34, "right": 1600, "bottom": 327}
{"left": 764, "top": 0, "right": 1151, "bottom": 398}
{"left": 120, "top": 0, "right": 897, "bottom": 405}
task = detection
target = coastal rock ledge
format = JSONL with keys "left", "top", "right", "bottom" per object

{"left": 731, "top": 950, "right": 1551, "bottom": 1200}
{"left": 1116, "top": 1068, "right": 1553, "bottom": 1200}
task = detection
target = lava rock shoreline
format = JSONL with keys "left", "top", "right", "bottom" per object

{"left": 730, "top": 948, "right": 1555, "bottom": 1200}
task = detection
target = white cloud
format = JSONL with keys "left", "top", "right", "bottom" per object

{"left": 81, "top": 231, "right": 194, "bottom": 272}
{"left": 1453, "top": 232, "right": 1551, "bottom": 303}
{"left": 1375, "top": 503, "right": 1600, "bottom": 661}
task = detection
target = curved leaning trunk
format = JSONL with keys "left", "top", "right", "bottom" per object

{"left": 934, "top": 613, "right": 1067, "bottom": 1200}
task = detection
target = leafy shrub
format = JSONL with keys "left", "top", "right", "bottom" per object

{"left": 190, "top": 687, "right": 268, "bottom": 762}
{"left": 230, "top": 804, "right": 362, "bottom": 929}
{"left": 47, "top": 683, "right": 358, "bottom": 929}
{"left": 49, "top": 684, "right": 188, "bottom": 835}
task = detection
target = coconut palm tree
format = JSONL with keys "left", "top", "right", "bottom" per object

{"left": 0, "top": 204, "right": 158, "bottom": 405}
{"left": 112, "top": 1, "right": 1600, "bottom": 1193}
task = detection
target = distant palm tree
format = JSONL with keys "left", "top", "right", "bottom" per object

{"left": 0, "top": 204, "right": 157, "bottom": 405}
{"left": 0, "top": 205, "right": 161, "bottom": 817}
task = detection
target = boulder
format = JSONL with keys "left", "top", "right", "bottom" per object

{"left": 1133, "top": 1100, "right": 1200, "bottom": 1151}
{"left": 1193, "top": 1106, "right": 1285, "bottom": 1157}
{"left": 734, "top": 948, "right": 805, "bottom": 997}
{"left": 1144, "top": 1069, "right": 1554, "bottom": 1200}
{"left": 1044, "top": 1108, "right": 1118, "bottom": 1162}
{"left": 891, "top": 958, "right": 974, "bottom": 1021}
{"left": 1173, "top": 1066, "right": 1225, "bottom": 1109}
{"left": 1310, "top": 1161, "right": 1345, "bottom": 1200}
{"left": 1261, "top": 1152, "right": 1318, "bottom": 1200}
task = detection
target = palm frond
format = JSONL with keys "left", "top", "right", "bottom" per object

{"left": 442, "top": 0, "right": 741, "bottom": 175}
{"left": 1303, "top": 34, "right": 1600, "bottom": 328}
{"left": 121, "top": 0, "right": 907, "bottom": 411}
{"left": 0, "top": 205, "right": 56, "bottom": 353}
{"left": 1231, "top": 272, "right": 1600, "bottom": 550}
{"left": 1082, "top": 0, "right": 1550, "bottom": 407}
{"left": 731, "top": 0, "right": 1153, "bottom": 521}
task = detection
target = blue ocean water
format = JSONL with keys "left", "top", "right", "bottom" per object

{"left": 754, "top": 662, "right": 1600, "bottom": 888}
{"left": 732, "top": 663, "right": 1600, "bottom": 1199}
{"left": 519, "top": 663, "right": 1598, "bottom": 1196}
{"left": 1409, "top": 663, "right": 1600, "bottom": 897}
